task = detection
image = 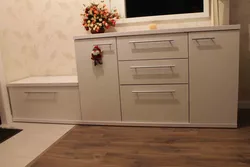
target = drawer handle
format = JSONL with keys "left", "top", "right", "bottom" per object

{"left": 192, "top": 37, "right": 215, "bottom": 41}
{"left": 132, "top": 90, "right": 175, "bottom": 94}
{"left": 93, "top": 43, "right": 113, "bottom": 51}
{"left": 130, "top": 65, "right": 175, "bottom": 69}
{"left": 92, "top": 43, "right": 113, "bottom": 46}
{"left": 24, "top": 92, "right": 57, "bottom": 94}
{"left": 129, "top": 39, "right": 174, "bottom": 46}
{"left": 192, "top": 37, "right": 216, "bottom": 45}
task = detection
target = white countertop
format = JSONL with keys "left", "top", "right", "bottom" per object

{"left": 7, "top": 76, "right": 78, "bottom": 87}
{"left": 74, "top": 25, "right": 240, "bottom": 40}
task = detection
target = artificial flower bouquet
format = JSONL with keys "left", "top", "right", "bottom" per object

{"left": 81, "top": 1, "right": 120, "bottom": 33}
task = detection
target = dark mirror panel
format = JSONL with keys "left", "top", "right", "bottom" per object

{"left": 126, "top": 0, "right": 204, "bottom": 18}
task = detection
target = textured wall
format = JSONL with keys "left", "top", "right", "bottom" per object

{"left": 230, "top": 0, "right": 250, "bottom": 101}
{"left": 0, "top": 0, "right": 86, "bottom": 82}
{"left": 0, "top": 0, "right": 92, "bottom": 82}
{"left": 0, "top": 0, "right": 212, "bottom": 83}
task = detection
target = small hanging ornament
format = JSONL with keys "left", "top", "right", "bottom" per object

{"left": 91, "top": 45, "right": 103, "bottom": 66}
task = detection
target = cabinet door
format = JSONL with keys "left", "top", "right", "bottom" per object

{"left": 75, "top": 38, "right": 121, "bottom": 122}
{"left": 189, "top": 30, "right": 240, "bottom": 126}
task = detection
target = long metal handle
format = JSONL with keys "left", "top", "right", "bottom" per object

{"left": 24, "top": 92, "right": 57, "bottom": 94}
{"left": 93, "top": 43, "right": 113, "bottom": 46}
{"left": 93, "top": 43, "right": 113, "bottom": 50}
{"left": 132, "top": 90, "right": 175, "bottom": 94}
{"left": 130, "top": 65, "right": 175, "bottom": 69}
{"left": 129, "top": 39, "right": 174, "bottom": 44}
{"left": 192, "top": 37, "right": 215, "bottom": 41}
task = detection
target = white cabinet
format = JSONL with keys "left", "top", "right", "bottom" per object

{"left": 74, "top": 26, "right": 240, "bottom": 128}
{"left": 75, "top": 38, "right": 121, "bottom": 122}
{"left": 7, "top": 26, "right": 240, "bottom": 127}
{"left": 189, "top": 30, "right": 240, "bottom": 126}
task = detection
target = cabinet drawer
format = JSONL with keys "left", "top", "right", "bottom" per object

{"left": 120, "top": 85, "right": 188, "bottom": 123}
{"left": 9, "top": 87, "right": 81, "bottom": 121}
{"left": 117, "top": 33, "right": 188, "bottom": 60}
{"left": 119, "top": 59, "right": 188, "bottom": 85}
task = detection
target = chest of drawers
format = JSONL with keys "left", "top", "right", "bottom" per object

{"left": 74, "top": 25, "right": 240, "bottom": 128}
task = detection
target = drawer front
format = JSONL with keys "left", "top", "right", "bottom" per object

{"left": 189, "top": 30, "right": 240, "bottom": 125}
{"left": 119, "top": 59, "right": 188, "bottom": 85}
{"left": 117, "top": 33, "right": 188, "bottom": 60}
{"left": 9, "top": 87, "right": 81, "bottom": 120}
{"left": 120, "top": 85, "right": 188, "bottom": 123}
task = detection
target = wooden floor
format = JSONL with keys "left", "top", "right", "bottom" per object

{"left": 30, "top": 123, "right": 250, "bottom": 167}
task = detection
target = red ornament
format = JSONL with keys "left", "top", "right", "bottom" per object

{"left": 91, "top": 46, "right": 103, "bottom": 66}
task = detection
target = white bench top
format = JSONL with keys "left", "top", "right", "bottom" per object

{"left": 7, "top": 76, "right": 78, "bottom": 87}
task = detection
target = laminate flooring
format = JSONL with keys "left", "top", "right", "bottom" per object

{"left": 31, "top": 124, "right": 250, "bottom": 167}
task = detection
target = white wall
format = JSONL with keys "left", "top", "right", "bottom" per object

{"left": 0, "top": 52, "right": 12, "bottom": 125}
{"left": 230, "top": 0, "right": 250, "bottom": 102}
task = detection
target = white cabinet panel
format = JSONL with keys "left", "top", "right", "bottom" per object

{"left": 75, "top": 38, "right": 121, "bottom": 122}
{"left": 189, "top": 30, "right": 240, "bottom": 125}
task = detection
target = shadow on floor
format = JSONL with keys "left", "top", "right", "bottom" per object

{"left": 238, "top": 109, "right": 250, "bottom": 128}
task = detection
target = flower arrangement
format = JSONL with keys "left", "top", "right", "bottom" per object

{"left": 81, "top": 1, "right": 120, "bottom": 34}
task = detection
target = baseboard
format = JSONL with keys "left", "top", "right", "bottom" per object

{"left": 13, "top": 118, "right": 237, "bottom": 128}
{"left": 12, "top": 118, "right": 81, "bottom": 125}
{"left": 238, "top": 101, "right": 250, "bottom": 109}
